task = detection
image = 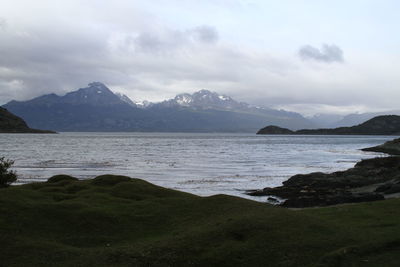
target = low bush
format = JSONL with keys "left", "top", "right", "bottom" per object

{"left": 0, "top": 157, "right": 17, "bottom": 188}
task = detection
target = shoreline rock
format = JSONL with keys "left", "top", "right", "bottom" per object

{"left": 247, "top": 145, "right": 400, "bottom": 208}
{"left": 362, "top": 138, "right": 400, "bottom": 155}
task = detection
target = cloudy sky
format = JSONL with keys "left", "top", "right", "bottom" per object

{"left": 0, "top": 0, "right": 399, "bottom": 115}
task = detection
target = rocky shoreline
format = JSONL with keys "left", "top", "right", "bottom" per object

{"left": 246, "top": 138, "right": 400, "bottom": 208}
{"left": 362, "top": 137, "right": 400, "bottom": 155}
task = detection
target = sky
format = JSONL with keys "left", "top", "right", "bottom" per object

{"left": 0, "top": 0, "right": 399, "bottom": 115}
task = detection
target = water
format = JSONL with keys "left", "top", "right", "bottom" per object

{"left": 0, "top": 133, "right": 394, "bottom": 201}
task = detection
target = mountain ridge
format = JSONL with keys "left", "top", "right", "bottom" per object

{"left": 3, "top": 82, "right": 315, "bottom": 132}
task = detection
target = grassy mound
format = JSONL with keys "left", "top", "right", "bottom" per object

{"left": 1, "top": 175, "right": 400, "bottom": 266}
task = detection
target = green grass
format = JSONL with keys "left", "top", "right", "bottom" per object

{"left": 1, "top": 175, "right": 400, "bottom": 266}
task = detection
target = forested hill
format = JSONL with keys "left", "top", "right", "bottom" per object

{"left": 257, "top": 115, "right": 400, "bottom": 135}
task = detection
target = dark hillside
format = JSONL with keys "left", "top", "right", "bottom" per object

{"left": 258, "top": 115, "right": 400, "bottom": 135}
{"left": 0, "top": 107, "right": 54, "bottom": 133}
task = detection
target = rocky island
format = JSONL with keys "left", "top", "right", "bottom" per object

{"left": 257, "top": 115, "right": 400, "bottom": 135}
{"left": 0, "top": 107, "right": 55, "bottom": 133}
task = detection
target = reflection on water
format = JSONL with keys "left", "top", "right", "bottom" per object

{"left": 0, "top": 132, "right": 393, "bottom": 201}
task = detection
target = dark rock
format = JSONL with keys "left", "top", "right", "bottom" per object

{"left": 375, "top": 183, "right": 394, "bottom": 192}
{"left": 386, "top": 184, "right": 400, "bottom": 194}
{"left": 282, "top": 196, "right": 323, "bottom": 208}
{"left": 247, "top": 156, "right": 400, "bottom": 208}
{"left": 348, "top": 193, "right": 385, "bottom": 203}
{"left": 246, "top": 189, "right": 267, "bottom": 196}
{"left": 267, "top": 197, "right": 279, "bottom": 203}
{"left": 362, "top": 138, "right": 400, "bottom": 155}
{"left": 376, "top": 183, "right": 400, "bottom": 194}
{"left": 281, "top": 192, "right": 384, "bottom": 208}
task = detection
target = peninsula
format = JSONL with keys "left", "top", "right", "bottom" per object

{"left": 257, "top": 115, "right": 400, "bottom": 135}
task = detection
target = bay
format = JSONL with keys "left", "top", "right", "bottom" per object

{"left": 0, "top": 133, "right": 394, "bottom": 201}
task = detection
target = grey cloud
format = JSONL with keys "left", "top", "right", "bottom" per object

{"left": 0, "top": 18, "right": 7, "bottom": 30}
{"left": 190, "top": 25, "right": 218, "bottom": 44}
{"left": 0, "top": 11, "right": 397, "bottom": 114}
{"left": 133, "top": 32, "right": 165, "bottom": 52}
{"left": 298, "top": 44, "right": 344, "bottom": 63}
{"left": 0, "top": 26, "right": 115, "bottom": 101}
{"left": 131, "top": 25, "right": 218, "bottom": 53}
{"left": 133, "top": 30, "right": 185, "bottom": 53}
{"left": 0, "top": 22, "right": 225, "bottom": 103}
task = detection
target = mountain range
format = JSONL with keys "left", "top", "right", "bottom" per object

{"left": 3, "top": 82, "right": 315, "bottom": 132}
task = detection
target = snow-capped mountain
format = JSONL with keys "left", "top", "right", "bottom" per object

{"left": 135, "top": 100, "right": 153, "bottom": 108}
{"left": 61, "top": 82, "right": 125, "bottom": 106}
{"left": 4, "top": 82, "right": 129, "bottom": 107}
{"left": 3, "top": 82, "right": 315, "bottom": 132}
{"left": 158, "top": 89, "right": 249, "bottom": 110}
{"left": 117, "top": 88, "right": 263, "bottom": 112}
{"left": 115, "top": 93, "right": 137, "bottom": 107}
{"left": 115, "top": 92, "right": 154, "bottom": 108}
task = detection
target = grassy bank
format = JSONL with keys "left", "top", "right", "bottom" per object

{"left": 1, "top": 175, "right": 400, "bottom": 266}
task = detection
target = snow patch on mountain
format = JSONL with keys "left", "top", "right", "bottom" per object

{"left": 115, "top": 93, "right": 136, "bottom": 107}
{"left": 135, "top": 100, "right": 152, "bottom": 108}
{"left": 175, "top": 94, "right": 193, "bottom": 106}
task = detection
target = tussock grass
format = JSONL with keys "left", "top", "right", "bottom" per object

{"left": 1, "top": 175, "right": 399, "bottom": 266}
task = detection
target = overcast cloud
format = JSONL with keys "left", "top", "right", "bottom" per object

{"left": 0, "top": 0, "right": 399, "bottom": 115}
{"left": 298, "top": 44, "right": 344, "bottom": 63}
{"left": 0, "top": 18, "right": 6, "bottom": 30}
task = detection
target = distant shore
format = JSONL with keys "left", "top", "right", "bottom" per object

{"left": 257, "top": 115, "right": 400, "bottom": 136}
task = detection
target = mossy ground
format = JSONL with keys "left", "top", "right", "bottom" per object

{"left": 1, "top": 175, "right": 400, "bottom": 266}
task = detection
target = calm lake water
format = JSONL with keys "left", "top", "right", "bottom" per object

{"left": 0, "top": 133, "right": 394, "bottom": 201}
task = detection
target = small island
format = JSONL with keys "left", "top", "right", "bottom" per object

{"left": 0, "top": 107, "right": 55, "bottom": 133}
